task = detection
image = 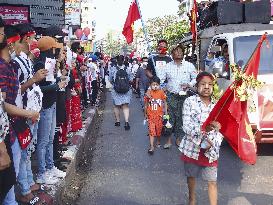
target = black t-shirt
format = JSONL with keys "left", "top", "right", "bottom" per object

{"left": 33, "top": 60, "right": 59, "bottom": 109}
{"left": 147, "top": 55, "right": 172, "bottom": 77}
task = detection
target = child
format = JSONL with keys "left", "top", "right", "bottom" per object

{"left": 179, "top": 71, "right": 222, "bottom": 205}
{"left": 144, "top": 77, "right": 168, "bottom": 155}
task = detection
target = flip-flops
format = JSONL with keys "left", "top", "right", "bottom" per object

{"left": 148, "top": 148, "right": 154, "bottom": 155}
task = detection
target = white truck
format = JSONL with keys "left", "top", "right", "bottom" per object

{"left": 180, "top": 23, "right": 273, "bottom": 143}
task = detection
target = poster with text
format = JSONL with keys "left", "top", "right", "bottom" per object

{"left": 0, "top": 4, "right": 30, "bottom": 25}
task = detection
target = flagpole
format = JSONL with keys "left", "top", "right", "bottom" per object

{"left": 134, "top": 0, "right": 151, "bottom": 53}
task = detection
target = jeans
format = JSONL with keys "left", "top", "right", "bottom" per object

{"left": 17, "top": 123, "right": 38, "bottom": 196}
{"left": 3, "top": 138, "right": 21, "bottom": 205}
{"left": 37, "top": 103, "right": 56, "bottom": 183}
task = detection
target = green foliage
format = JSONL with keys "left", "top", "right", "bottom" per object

{"left": 145, "top": 15, "right": 189, "bottom": 50}
{"left": 98, "top": 15, "right": 189, "bottom": 56}
{"left": 178, "top": 3, "right": 187, "bottom": 17}
{"left": 97, "top": 31, "right": 134, "bottom": 57}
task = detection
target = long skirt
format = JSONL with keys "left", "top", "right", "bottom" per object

{"left": 60, "top": 99, "right": 71, "bottom": 144}
{"left": 70, "top": 95, "right": 82, "bottom": 132}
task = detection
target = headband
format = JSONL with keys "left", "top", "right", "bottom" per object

{"left": 7, "top": 35, "right": 20, "bottom": 44}
{"left": 23, "top": 31, "right": 36, "bottom": 38}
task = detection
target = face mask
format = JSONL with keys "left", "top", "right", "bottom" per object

{"left": 151, "top": 85, "right": 159, "bottom": 90}
{"left": 9, "top": 51, "right": 16, "bottom": 59}
{"left": 159, "top": 47, "right": 167, "bottom": 55}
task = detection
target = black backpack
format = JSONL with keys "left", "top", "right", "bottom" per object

{"left": 114, "top": 66, "right": 130, "bottom": 94}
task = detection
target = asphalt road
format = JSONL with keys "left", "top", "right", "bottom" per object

{"left": 76, "top": 91, "right": 273, "bottom": 205}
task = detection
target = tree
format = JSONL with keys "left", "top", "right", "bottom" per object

{"left": 97, "top": 15, "right": 189, "bottom": 56}
{"left": 145, "top": 15, "right": 189, "bottom": 50}
{"left": 97, "top": 30, "right": 133, "bottom": 57}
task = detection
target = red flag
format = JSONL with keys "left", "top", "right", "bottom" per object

{"left": 190, "top": 0, "right": 198, "bottom": 43}
{"left": 202, "top": 34, "right": 268, "bottom": 165}
{"left": 129, "top": 49, "right": 136, "bottom": 58}
{"left": 122, "top": 0, "right": 141, "bottom": 44}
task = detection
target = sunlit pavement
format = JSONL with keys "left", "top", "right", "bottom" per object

{"left": 76, "top": 91, "right": 273, "bottom": 205}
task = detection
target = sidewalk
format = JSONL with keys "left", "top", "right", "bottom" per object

{"left": 26, "top": 104, "right": 97, "bottom": 199}
{"left": 54, "top": 89, "right": 106, "bottom": 204}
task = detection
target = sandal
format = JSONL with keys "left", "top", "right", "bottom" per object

{"left": 148, "top": 148, "right": 154, "bottom": 155}
{"left": 175, "top": 139, "right": 181, "bottom": 147}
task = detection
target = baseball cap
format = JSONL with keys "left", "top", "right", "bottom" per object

{"left": 38, "top": 36, "right": 63, "bottom": 51}
{"left": 170, "top": 44, "right": 184, "bottom": 54}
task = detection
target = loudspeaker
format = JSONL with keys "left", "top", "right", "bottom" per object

{"left": 244, "top": 0, "right": 271, "bottom": 24}
{"left": 199, "top": 1, "right": 243, "bottom": 29}
{"left": 217, "top": 1, "right": 243, "bottom": 25}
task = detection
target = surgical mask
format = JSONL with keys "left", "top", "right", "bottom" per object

{"left": 142, "top": 62, "right": 148, "bottom": 69}
{"left": 151, "top": 85, "right": 159, "bottom": 90}
{"left": 9, "top": 50, "right": 16, "bottom": 59}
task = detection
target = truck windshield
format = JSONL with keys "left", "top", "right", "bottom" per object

{"left": 233, "top": 35, "right": 273, "bottom": 74}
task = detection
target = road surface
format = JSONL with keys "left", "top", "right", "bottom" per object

{"left": 76, "top": 91, "right": 273, "bottom": 205}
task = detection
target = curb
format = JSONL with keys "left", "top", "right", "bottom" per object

{"left": 54, "top": 90, "right": 106, "bottom": 205}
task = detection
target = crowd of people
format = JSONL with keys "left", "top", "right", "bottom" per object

{"left": 0, "top": 12, "right": 226, "bottom": 205}
{"left": 0, "top": 17, "right": 106, "bottom": 205}
{"left": 107, "top": 39, "right": 223, "bottom": 205}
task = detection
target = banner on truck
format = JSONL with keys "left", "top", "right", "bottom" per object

{"left": 257, "top": 84, "right": 273, "bottom": 130}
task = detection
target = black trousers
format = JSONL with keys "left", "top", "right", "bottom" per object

{"left": 91, "top": 80, "right": 98, "bottom": 105}
{"left": 53, "top": 125, "right": 62, "bottom": 163}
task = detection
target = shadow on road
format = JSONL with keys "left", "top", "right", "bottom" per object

{"left": 218, "top": 143, "right": 273, "bottom": 205}
{"left": 257, "top": 144, "right": 273, "bottom": 156}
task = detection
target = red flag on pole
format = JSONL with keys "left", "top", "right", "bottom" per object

{"left": 202, "top": 34, "right": 268, "bottom": 165}
{"left": 122, "top": 0, "right": 141, "bottom": 44}
{"left": 129, "top": 49, "right": 136, "bottom": 58}
{"left": 190, "top": 0, "right": 198, "bottom": 42}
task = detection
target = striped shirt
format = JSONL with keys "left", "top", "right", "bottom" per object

{"left": 14, "top": 52, "right": 33, "bottom": 84}
{"left": 0, "top": 58, "right": 19, "bottom": 144}
{"left": 13, "top": 52, "right": 35, "bottom": 108}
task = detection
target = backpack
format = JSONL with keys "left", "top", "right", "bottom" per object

{"left": 114, "top": 67, "right": 130, "bottom": 94}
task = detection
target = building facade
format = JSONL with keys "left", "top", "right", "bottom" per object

{"left": 1, "top": 0, "right": 65, "bottom": 28}
{"left": 80, "top": 0, "right": 96, "bottom": 40}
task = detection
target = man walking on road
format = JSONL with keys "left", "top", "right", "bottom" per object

{"left": 135, "top": 57, "right": 149, "bottom": 109}
{"left": 145, "top": 39, "right": 172, "bottom": 79}
{"left": 158, "top": 44, "right": 197, "bottom": 148}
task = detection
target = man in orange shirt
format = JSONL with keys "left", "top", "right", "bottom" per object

{"left": 144, "top": 77, "right": 168, "bottom": 155}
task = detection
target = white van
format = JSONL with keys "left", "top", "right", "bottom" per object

{"left": 180, "top": 23, "right": 273, "bottom": 142}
